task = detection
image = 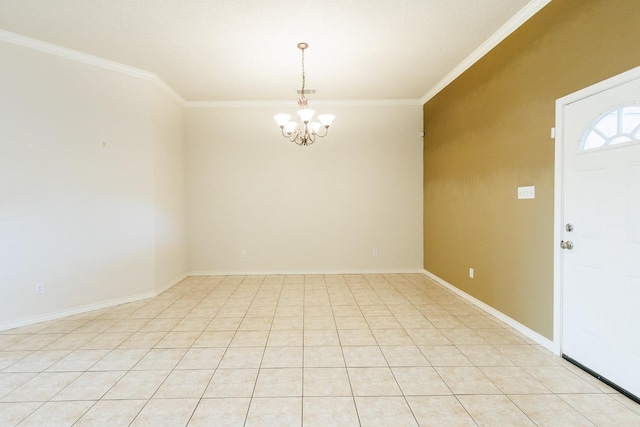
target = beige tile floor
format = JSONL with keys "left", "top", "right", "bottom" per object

{"left": 1, "top": 274, "right": 639, "bottom": 426}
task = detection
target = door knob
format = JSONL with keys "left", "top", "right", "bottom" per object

{"left": 560, "top": 240, "right": 574, "bottom": 250}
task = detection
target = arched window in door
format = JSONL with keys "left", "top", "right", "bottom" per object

{"left": 581, "top": 105, "right": 640, "bottom": 151}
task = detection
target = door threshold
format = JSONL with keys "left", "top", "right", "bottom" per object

{"left": 563, "top": 354, "right": 640, "bottom": 404}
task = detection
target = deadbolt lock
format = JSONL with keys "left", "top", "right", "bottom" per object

{"left": 565, "top": 223, "right": 574, "bottom": 232}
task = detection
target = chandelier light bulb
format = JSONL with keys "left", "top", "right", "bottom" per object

{"left": 283, "top": 121, "right": 298, "bottom": 134}
{"left": 274, "top": 114, "right": 292, "bottom": 127}
{"left": 297, "top": 108, "right": 315, "bottom": 123}
{"left": 318, "top": 114, "right": 335, "bottom": 128}
{"left": 273, "top": 42, "right": 334, "bottom": 146}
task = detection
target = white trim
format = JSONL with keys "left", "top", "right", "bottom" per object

{"left": 553, "top": 65, "right": 640, "bottom": 358}
{"left": 554, "top": 101, "right": 564, "bottom": 355}
{"left": 556, "top": 67, "right": 640, "bottom": 106}
{"left": 185, "top": 99, "right": 422, "bottom": 109}
{"left": 0, "top": 291, "right": 155, "bottom": 332}
{"left": 419, "top": 0, "right": 551, "bottom": 104}
{"left": 0, "top": 273, "right": 188, "bottom": 332}
{"left": 189, "top": 268, "right": 425, "bottom": 276}
{"left": 0, "top": 29, "right": 186, "bottom": 106}
{"left": 156, "top": 272, "right": 189, "bottom": 295}
{"left": 1, "top": 0, "right": 551, "bottom": 109}
{"left": 0, "top": 267, "right": 557, "bottom": 348}
{"left": 149, "top": 75, "right": 186, "bottom": 106}
{"left": 0, "top": 29, "right": 154, "bottom": 80}
{"left": 422, "top": 269, "right": 557, "bottom": 353}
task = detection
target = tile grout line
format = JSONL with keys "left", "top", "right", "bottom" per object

{"left": 1, "top": 273, "right": 639, "bottom": 425}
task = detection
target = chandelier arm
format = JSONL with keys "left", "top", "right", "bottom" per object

{"left": 307, "top": 132, "right": 317, "bottom": 144}
{"left": 283, "top": 129, "right": 300, "bottom": 144}
{"left": 314, "top": 127, "right": 330, "bottom": 138}
{"left": 289, "top": 130, "right": 301, "bottom": 144}
{"left": 282, "top": 128, "right": 303, "bottom": 144}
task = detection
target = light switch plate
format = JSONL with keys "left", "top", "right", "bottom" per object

{"left": 518, "top": 186, "right": 535, "bottom": 199}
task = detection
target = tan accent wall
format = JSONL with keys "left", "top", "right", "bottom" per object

{"left": 423, "top": 0, "right": 640, "bottom": 339}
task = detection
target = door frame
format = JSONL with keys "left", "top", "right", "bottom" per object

{"left": 553, "top": 65, "right": 640, "bottom": 356}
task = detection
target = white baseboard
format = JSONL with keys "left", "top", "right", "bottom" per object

{"left": 156, "top": 273, "right": 189, "bottom": 294}
{"left": 188, "top": 268, "right": 425, "bottom": 276}
{"left": 0, "top": 273, "right": 188, "bottom": 332}
{"left": 1, "top": 269, "right": 557, "bottom": 356}
{"left": 0, "top": 291, "right": 154, "bottom": 332}
{"left": 422, "top": 269, "right": 559, "bottom": 354}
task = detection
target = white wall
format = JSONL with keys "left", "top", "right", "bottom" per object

{"left": 0, "top": 41, "right": 187, "bottom": 328}
{"left": 151, "top": 90, "right": 187, "bottom": 291}
{"left": 186, "top": 103, "right": 423, "bottom": 273}
{"left": 0, "top": 37, "right": 421, "bottom": 328}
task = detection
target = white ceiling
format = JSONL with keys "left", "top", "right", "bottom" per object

{"left": 0, "top": 0, "right": 546, "bottom": 103}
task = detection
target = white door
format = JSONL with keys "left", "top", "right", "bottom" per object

{"left": 560, "top": 72, "right": 640, "bottom": 400}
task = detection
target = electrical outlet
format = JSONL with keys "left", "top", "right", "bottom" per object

{"left": 372, "top": 248, "right": 379, "bottom": 257}
{"left": 35, "top": 283, "right": 45, "bottom": 294}
{"left": 241, "top": 250, "right": 247, "bottom": 258}
{"left": 469, "top": 268, "right": 474, "bottom": 279}
{"left": 517, "top": 186, "right": 535, "bottom": 199}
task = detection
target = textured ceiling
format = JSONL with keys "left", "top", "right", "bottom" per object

{"left": 0, "top": 0, "right": 541, "bottom": 102}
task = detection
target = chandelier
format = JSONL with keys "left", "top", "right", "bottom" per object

{"left": 274, "top": 42, "right": 335, "bottom": 146}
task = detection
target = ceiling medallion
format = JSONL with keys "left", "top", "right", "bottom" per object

{"left": 274, "top": 43, "right": 335, "bottom": 146}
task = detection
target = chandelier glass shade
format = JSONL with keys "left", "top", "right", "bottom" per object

{"left": 274, "top": 43, "right": 335, "bottom": 146}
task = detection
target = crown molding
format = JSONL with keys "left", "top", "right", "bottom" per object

{"left": 149, "top": 75, "right": 186, "bottom": 106}
{"left": 2, "top": 0, "right": 552, "bottom": 111}
{"left": 0, "top": 29, "right": 154, "bottom": 79}
{"left": 0, "top": 29, "right": 419, "bottom": 108}
{"left": 185, "top": 98, "right": 422, "bottom": 108}
{"left": 419, "top": 0, "right": 552, "bottom": 105}
{"left": 0, "top": 29, "right": 186, "bottom": 106}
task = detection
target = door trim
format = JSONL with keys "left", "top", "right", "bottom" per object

{"left": 553, "top": 66, "right": 640, "bottom": 356}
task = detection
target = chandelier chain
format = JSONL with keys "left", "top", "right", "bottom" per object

{"left": 273, "top": 42, "right": 334, "bottom": 146}
{"left": 300, "top": 47, "right": 306, "bottom": 100}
